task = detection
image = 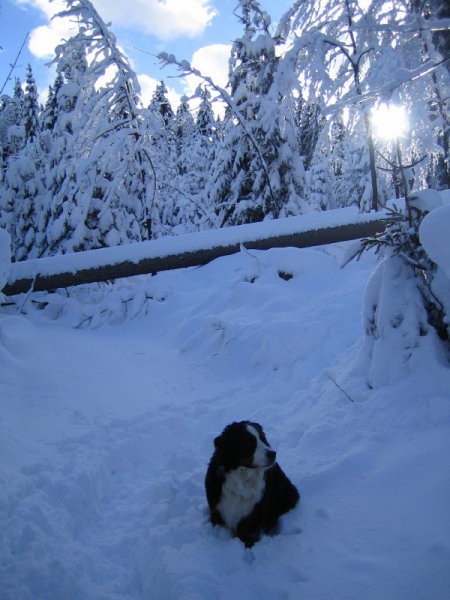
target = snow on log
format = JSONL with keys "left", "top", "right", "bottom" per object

{"left": 4, "top": 208, "right": 387, "bottom": 295}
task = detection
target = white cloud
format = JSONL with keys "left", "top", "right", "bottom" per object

{"left": 28, "top": 16, "right": 78, "bottom": 59}
{"left": 19, "top": 0, "right": 218, "bottom": 61}
{"left": 191, "top": 43, "right": 230, "bottom": 89}
{"left": 183, "top": 43, "right": 230, "bottom": 97}
{"left": 94, "top": 0, "right": 218, "bottom": 40}
{"left": 14, "top": 0, "right": 65, "bottom": 18}
{"left": 138, "top": 74, "right": 180, "bottom": 109}
{"left": 182, "top": 43, "right": 230, "bottom": 116}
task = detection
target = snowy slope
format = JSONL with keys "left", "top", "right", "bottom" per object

{"left": 1, "top": 244, "right": 450, "bottom": 600}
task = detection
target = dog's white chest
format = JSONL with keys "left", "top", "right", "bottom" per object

{"left": 217, "top": 468, "right": 266, "bottom": 531}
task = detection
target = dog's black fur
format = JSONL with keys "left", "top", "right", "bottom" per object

{"left": 205, "top": 421, "right": 300, "bottom": 547}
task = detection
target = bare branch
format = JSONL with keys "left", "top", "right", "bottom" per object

{"left": 0, "top": 33, "right": 29, "bottom": 96}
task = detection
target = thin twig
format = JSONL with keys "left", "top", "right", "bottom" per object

{"left": 0, "top": 33, "right": 29, "bottom": 96}
{"left": 325, "top": 373, "right": 355, "bottom": 402}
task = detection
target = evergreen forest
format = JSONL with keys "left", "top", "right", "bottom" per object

{"left": 0, "top": 0, "right": 448, "bottom": 262}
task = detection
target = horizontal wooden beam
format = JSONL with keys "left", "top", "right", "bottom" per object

{"left": 4, "top": 216, "right": 386, "bottom": 296}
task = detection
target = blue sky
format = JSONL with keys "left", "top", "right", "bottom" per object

{"left": 0, "top": 0, "right": 292, "bottom": 107}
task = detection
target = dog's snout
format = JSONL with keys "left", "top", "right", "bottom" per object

{"left": 267, "top": 449, "right": 277, "bottom": 463}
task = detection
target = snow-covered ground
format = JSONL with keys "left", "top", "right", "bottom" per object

{"left": 1, "top": 242, "right": 450, "bottom": 599}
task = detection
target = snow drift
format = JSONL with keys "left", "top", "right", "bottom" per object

{"left": 1, "top": 236, "right": 449, "bottom": 599}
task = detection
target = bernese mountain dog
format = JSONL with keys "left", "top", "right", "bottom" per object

{"left": 205, "top": 421, "right": 300, "bottom": 548}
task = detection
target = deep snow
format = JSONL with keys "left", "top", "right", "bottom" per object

{"left": 1, "top": 242, "right": 450, "bottom": 600}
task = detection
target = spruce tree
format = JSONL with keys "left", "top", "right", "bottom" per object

{"left": 23, "top": 64, "right": 39, "bottom": 142}
{"left": 147, "top": 81, "right": 177, "bottom": 237}
{"left": 43, "top": 0, "right": 156, "bottom": 255}
{"left": 209, "top": 0, "right": 305, "bottom": 227}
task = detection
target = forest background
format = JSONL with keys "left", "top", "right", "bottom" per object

{"left": 0, "top": 0, "right": 448, "bottom": 263}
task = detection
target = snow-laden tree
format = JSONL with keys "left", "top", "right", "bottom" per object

{"left": 408, "top": 0, "right": 450, "bottom": 189}
{"left": 364, "top": 0, "right": 450, "bottom": 193}
{"left": 276, "top": 0, "right": 385, "bottom": 210}
{"left": 295, "top": 97, "right": 324, "bottom": 171}
{"left": 276, "top": 0, "right": 450, "bottom": 207}
{"left": 205, "top": 0, "right": 306, "bottom": 226}
{"left": 0, "top": 64, "right": 44, "bottom": 260}
{"left": 147, "top": 81, "right": 178, "bottom": 238}
{"left": 306, "top": 142, "right": 337, "bottom": 211}
{"left": 0, "top": 78, "right": 26, "bottom": 244}
{"left": 155, "top": 97, "right": 196, "bottom": 233}
{"left": 347, "top": 190, "right": 449, "bottom": 387}
{"left": 43, "top": 0, "right": 156, "bottom": 255}
{"left": 169, "top": 92, "right": 219, "bottom": 233}
{"left": 0, "top": 78, "right": 25, "bottom": 167}
{"left": 40, "top": 74, "right": 63, "bottom": 134}
{"left": 0, "top": 95, "right": 12, "bottom": 178}
{"left": 189, "top": 87, "right": 221, "bottom": 230}
{"left": 168, "top": 97, "right": 199, "bottom": 231}
{"left": 148, "top": 81, "right": 174, "bottom": 129}
{"left": 6, "top": 145, "right": 46, "bottom": 260}
{"left": 23, "top": 65, "right": 39, "bottom": 143}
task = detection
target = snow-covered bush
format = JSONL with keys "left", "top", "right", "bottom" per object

{"left": 350, "top": 190, "right": 449, "bottom": 387}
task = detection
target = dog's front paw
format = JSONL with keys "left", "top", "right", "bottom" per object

{"left": 236, "top": 524, "right": 261, "bottom": 548}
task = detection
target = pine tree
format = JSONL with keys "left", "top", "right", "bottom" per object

{"left": 296, "top": 97, "right": 324, "bottom": 171}
{"left": 42, "top": 0, "right": 156, "bottom": 255}
{"left": 148, "top": 81, "right": 175, "bottom": 129}
{"left": 147, "top": 81, "right": 177, "bottom": 237}
{"left": 0, "top": 79, "right": 29, "bottom": 247}
{"left": 306, "top": 138, "right": 337, "bottom": 211}
{"left": 166, "top": 98, "right": 196, "bottom": 231}
{"left": 0, "top": 95, "right": 12, "bottom": 175}
{"left": 7, "top": 145, "right": 45, "bottom": 260}
{"left": 23, "top": 64, "right": 39, "bottom": 142}
{"left": 40, "top": 74, "right": 64, "bottom": 133}
{"left": 209, "top": 0, "right": 305, "bottom": 227}
{"left": 2, "top": 78, "right": 25, "bottom": 160}
{"left": 190, "top": 87, "right": 220, "bottom": 230}
{"left": 168, "top": 95, "right": 218, "bottom": 233}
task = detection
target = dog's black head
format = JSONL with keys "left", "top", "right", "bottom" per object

{"left": 213, "top": 421, "right": 277, "bottom": 470}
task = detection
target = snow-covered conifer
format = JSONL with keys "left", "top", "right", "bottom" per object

{"left": 23, "top": 64, "right": 39, "bottom": 142}
{"left": 148, "top": 81, "right": 175, "bottom": 129}
{"left": 209, "top": 0, "right": 306, "bottom": 227}
{"left": 43, "top": 0, "right": 156, "bottom": 254}
{"left": 1, "top": 78, "right": 25, "bottom": 161}
{"left": 296, "top": 97, "right": 324, "bottom": 171}
{"left": 147, "top": 81, "right": 177, "bottom": 238}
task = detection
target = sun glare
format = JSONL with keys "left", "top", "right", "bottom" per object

{"left": 371, "top": 103, "right": 409, "bottom": 141}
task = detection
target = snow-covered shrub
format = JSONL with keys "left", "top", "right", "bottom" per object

{"left": 349, "top": 190, "right": 449, "bottom": 387}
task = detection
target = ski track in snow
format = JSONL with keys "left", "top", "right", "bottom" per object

{"left": 1, "top": 247, "right": 450, "bottom": 599}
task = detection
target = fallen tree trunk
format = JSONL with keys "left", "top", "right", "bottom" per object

{"left": 4, "top": 209, "right": 386, "bottom": 296}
